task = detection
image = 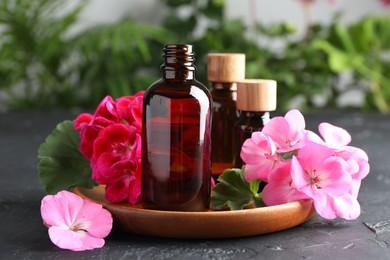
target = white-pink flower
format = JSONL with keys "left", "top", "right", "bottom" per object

{"left": 240, "top": 131, "right": 279, "bottom": 182}
{"left": 41, "top": 190, "right": 113, "bottom": 251}
{"left": 262, "top": 109, "right": 306, "bottom": 152}
{"left": 291, "top": 142, "right": 359, "bottom": 219}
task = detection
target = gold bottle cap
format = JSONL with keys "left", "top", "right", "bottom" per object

{"left": 207, "top": 53, "right": 245, "bottom": 83}
{"left": 236, "top": 79, "right": 277, "bottom": 111}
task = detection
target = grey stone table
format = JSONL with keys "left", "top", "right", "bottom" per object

{"left": 0, "top": 111, "right": 389, "bottom": 259}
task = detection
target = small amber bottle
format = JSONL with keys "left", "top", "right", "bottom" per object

{"left": 233, "top": 79, "right": 277, "bottom": 168}
{"left": 142, "top": 44, "right": 212, "bottom": 211}
{"left": 208, "top": 53, "right": 245, "bottom": 178}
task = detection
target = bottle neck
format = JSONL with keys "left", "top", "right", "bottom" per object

{"left": 161, "top": 44, "right": 196, "bottom": 80}
{"left": 238, "top": 111, "right": 270, "bottom": 121}
{"left": 211, "top": 82, "right": 237, "bottom": 91}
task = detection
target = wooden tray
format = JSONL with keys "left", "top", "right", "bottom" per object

{"left": 73, "top": 186, "right": 316, "bottom": 239}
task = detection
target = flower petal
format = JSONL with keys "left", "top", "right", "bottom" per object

{"left": 319, "top": 122, "right": 351, "bottom": 148}
{"left": 296, "top": 142, "right": 332, "bottom": 173}
{"left": 313, "top": 193, "right": 337, "bottom": 220}
{"left": 263, "top": 162, "right": 309, "bottom": 205}
{"left": 48, "top": 226, "right": 84, "bottom": 251}
{"left": 320, "top": 157, "right": 352, "bottom": 197}
{"left": 284, "top": 109, "right": 305, "bottom": 143}
{"left": 330, "top": 193, "right": 361, "bottom": 220}
{"left": 74, "top": 113, "right": 93, "bottom": 130}
{"left": 262, "top": 117, "right": 290, "bottom": 149}
{"left": 241, "top": 132, "right": 278, "bottom": 182}
{"left": 78, "top": 201, "right": 113, "bottom": 238}
{"left": 41, "top": 191, "right": 83, "bottom": 227}
{"left": 290, "top": 156, "right": 310, "bottom": 190}
{"left": 105, "top": 179, "right": 130, "bottom": 202}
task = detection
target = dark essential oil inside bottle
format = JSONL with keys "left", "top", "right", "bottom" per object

{"left": 232, "top": 111, "right": 270, "bottom": 168}
{"left": 142, "top": 44, "right": 212, "bottom": 211}
{"left": 232, "top": 79, "right": 277, "bottom": 169}
{"left": 207, "top": 54, "right": 245, "bottom": 179}
{"left": 210, "top": 82, "right": 238, "bottom": 176}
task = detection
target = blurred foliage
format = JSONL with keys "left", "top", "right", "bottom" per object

{"left": 0, "top": 0, "right": 389, "bottom": 112}
{"left": 0, "top": 0, "right": 171, "bottom": 109}
{"left": 315, "top": 15, "right": 390, "bottom": 113}
{"left": 162, "top": 0, "right": 337, "bottom": 111}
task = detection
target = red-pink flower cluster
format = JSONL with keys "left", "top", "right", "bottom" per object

{"left": 241, "top": 110, "right": 370, "bottom": 220}
{"left": 74, "top": 92, "right": 144, "bottom": 204}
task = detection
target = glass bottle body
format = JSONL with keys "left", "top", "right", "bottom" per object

{"left": 142, "top": 45, "right": 212, "bottom": 211}
{"left": 232, "top": 111, "right": 270, "bottom": 168}
{"left": 210, "top": 83, "right": 238, "bottom": 177}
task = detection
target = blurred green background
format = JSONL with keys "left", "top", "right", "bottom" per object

{"left": 0, "top": 0, "right": 389, "bottom": 112}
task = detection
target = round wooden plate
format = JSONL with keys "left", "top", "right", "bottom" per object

{"left": 73, "top": 186, "right": 316, "bottom": 239}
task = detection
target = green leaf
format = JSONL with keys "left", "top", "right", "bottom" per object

{"left": 38, "top": 120, "right": 96, "bottom": 194}
{"left": 334, "top": 24, "right": 356, "bottom": 54}
{"left": 314, "top": 40, "right": 363, "bottom": 72}
{"left": 249, "top": 179, "right": 260, "bottom": 195}
{"left": 211, "top": 168, "right": 254, "bottom": 211}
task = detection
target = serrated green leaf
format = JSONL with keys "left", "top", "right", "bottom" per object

{"left": 38, "top": 120, "right": 96, "bottom": 194}
{"left": 211, "top": 168, "right": 253, "bottom": 211}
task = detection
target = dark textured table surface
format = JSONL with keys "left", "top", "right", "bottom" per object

{"left": 1, "top": 110, "right": 390, "bottom": 259}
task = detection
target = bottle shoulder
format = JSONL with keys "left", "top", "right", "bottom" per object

{"left": 144, "top": 78, "right": 212, "bottom": 101}
{"left": 234, "top": 112, "right": 270, "bottom": 127}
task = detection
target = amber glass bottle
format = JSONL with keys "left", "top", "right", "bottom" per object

{"left": 233, "top": 79, "right": 277, "bottom": 168}
{"left": 208, "top": 53, "right": 245, "bottom": 178}
{"left": 142, "top": 44, "right": 212, "bottom": 211}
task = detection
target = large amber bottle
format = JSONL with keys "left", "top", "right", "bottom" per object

{"left": 208, "top": 53, "right": 245, "bottom": 178}
{"left": 142, "top": 44, "right": 212, "bottom": 211}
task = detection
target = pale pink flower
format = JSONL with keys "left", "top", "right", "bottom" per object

{"left": 318, "top": 122, "right": 370, "bottom": 180}
{"left": 262, "top": 109, "right": 306, "bottom": 152}
{"left": 291, "top": 142, "right": 358, "bottom": 219}
{"left": 262, "top": 161, "right": 310, "bottom": 206}
{"left": 241, "top": 131, "right": 279, "bottom": 182}
{"left": 40, "top": 190, "right": 112, "bottom": 251}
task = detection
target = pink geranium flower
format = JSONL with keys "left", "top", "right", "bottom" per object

{"left": 262, "top": 109, "right": 306, "bottom": 152}
{"left": 236, "top": 109, "right": 369, "bottom": 220}
{"left": 240, "top": 131, "right": 279, "bottom": 182}
{"left": 262, "top": 161, "right": 310, "bottom": 206}
{"left": 40, "top": 190, "right": 112, "bottom": 251}
{"left": 291, "top": 142, "right": 357, "bottom": 219}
